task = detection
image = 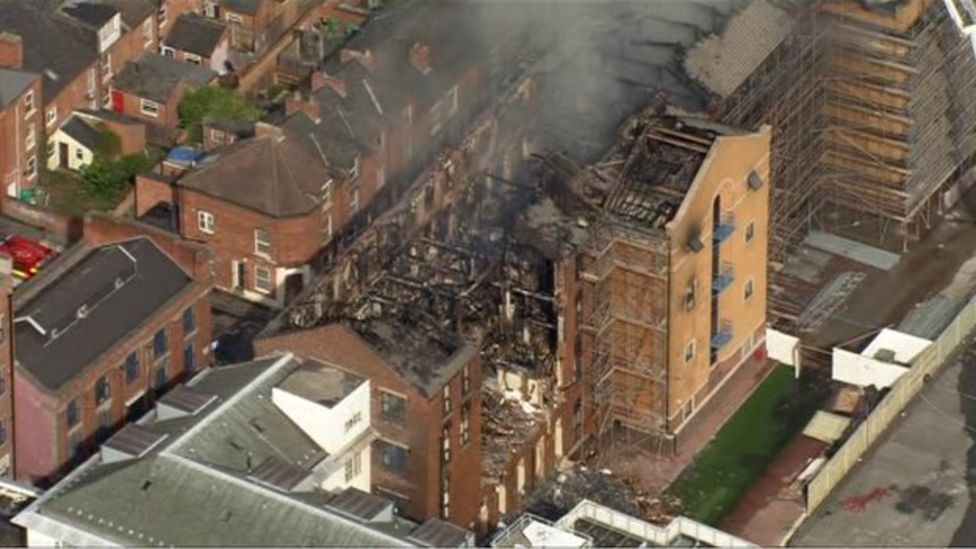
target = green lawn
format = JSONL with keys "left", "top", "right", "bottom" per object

{"left": 667, "top": 365, "right": 829, "bottom": 525}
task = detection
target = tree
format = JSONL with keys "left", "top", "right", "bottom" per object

{"left": 179, "top": 86, "right": 262, "bottom": 143}
{"left": 80, "top": 152, "right": 157, "bottom": 204}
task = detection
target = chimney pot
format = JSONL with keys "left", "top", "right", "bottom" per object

{"left": 409, "top": 42, "right": 431, "bottom": 74}
{"left": 312, "top": 71, "right": 347, "bottom": 99}
{"left": 0, "top": 32, "right": 23, "bottom": 70}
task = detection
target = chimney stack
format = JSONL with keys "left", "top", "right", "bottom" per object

{"left": 339, "top": 48, "right": 374, "bottom": 71}
{"left": 0, "top": 32, "right": 23, "bottom": 70}
{"left": 311, "top": 71, "right": 347, "bottom": 99}
{"left": 409, "top": 42, "right": 431, "bottom": 75}
{"left": 285, "top": 92, "right": 321, "bottom": 122}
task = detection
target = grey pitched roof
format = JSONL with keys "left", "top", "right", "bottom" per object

{"left": 59, "top": 116, "right": 102, "bottom": 151}
{"left": 13, "top": 355, "right": 463, "bottom": 547}
{"left": 60, "top": 2, "right": 118, "bottom": 28}
{"left": 0, "top": 68, "right": 36, "bottom": 108}
{"left": 94, "top": 0, "right": 155, "bottom": 28}
{"left": 176, "top": 130, "right": 332, "bottom": 217}
{"left": 164, "top": 13, "right": 227, "bottom": 57}
{"left": 221, "top": 0, "right": 262, "bottom": 15}
{"left": 0, "top": 0, "right": 100, "bottom": 101}
{"left": 13, "top": 237, "right": 193, "bottom": 393}
{"left": 112, "top": 53, "right": 216, "bottom": 103}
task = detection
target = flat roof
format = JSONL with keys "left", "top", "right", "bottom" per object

{"left": 277, "top": 359, "right": 365, "bottom": 407}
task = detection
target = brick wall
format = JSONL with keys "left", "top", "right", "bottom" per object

{"left": 0, "top": 74, "right": 41, "bottom": 195}
{"left": 0, "top": 199, "right": 81, "bottom": 242}
{"left": 135, "top": 173, "right": 176, "bottom": 217}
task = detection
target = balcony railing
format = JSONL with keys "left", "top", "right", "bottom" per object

{"left": 710, "top": 320, "right": 733, "bottom": 350}
{"left": 713, "top": 213, "right": 735, "bottom": 245}
{"left": 712, "top": 263, "right": 735, "bottom": 293}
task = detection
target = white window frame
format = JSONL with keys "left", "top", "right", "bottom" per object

{"left": 349, "top": 187, "right": 359, "bottom": 214}
{"left": 429, "top": 100, "right": 443, "bottom": 136}
{"left": 25, "top": 155, "right": 37, "bottom": 179}
{"left": 376, "top": 165, "right": 386, "bottom": 189}
{"left": 321, "top": 179, "right": 333, "bottom": 206}
{"left": 101, "top": 52, "right": 113, "bottom": 83}
{"left": 684, "top": 339, "right": 696, "bottom": 363}
{"left": 197, "top": 210, "right": 215, "bottom": 234}
{"left": 45, "top": 107, "right": 57, "bottom": 128}
{"left": 209, "top": 128, "right": 225, "bottom": 142}
{"left": 744, "top": 278, "right": 755, "bottom": 301}
{"left": 143, "top": 17, "right": 154, "bottom": 48}
{"left": 23, "top": 90, "right": 35, "bottom": 119}
{"left": 344, "top": 452, "right": 362, "bottom": 482}
{"left": 158, "top": 4, "right": 168, "bottom": 26}
{"left": 225, "top": 12, "right": 244, "bottom": 24}
{"left": 184, "top": 53, "right": 202, "bottom": 65}
{"left": 448, "top": 85, "right": 459, "bottom": 116}
{"left": 254, "top": 228, "right": 271, "bottom": 258}
{"left": 74, "top": 147, "right": 85, "bottom": 162}
{"left": 140, "top": 99, "right": 160, "bottom": 118}
{"left": 160, "top": 45, "right": 176, "bottom": 58}
{"left": 254, "top": 266, "right": 273, "bottom": 294}
{"left": 25, "top": 124, "right": 35, "bottom": 151}
{"left": 349, "top": 156, "right": 360, "bottom": 180}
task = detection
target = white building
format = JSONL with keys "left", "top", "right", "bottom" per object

{"left": 832, "top": 328, "right": 932, "bottom": 389}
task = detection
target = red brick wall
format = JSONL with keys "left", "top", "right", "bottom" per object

{"left": 99, "top": 119, "right": 147, "bottom": 157}
{"left": 112, "top": 88, "right": 181, "bottom": 133}
{"left": 0, "top": 276, "right": 15, "bottom": 475}
{"left": 13, "top": 372, "right": 56, "bottom": 484}
{"left": 0, "top": 74, "right": 41, "bottom": 193}
{"left": 254, "top": 325, "right": 483, "bottom": 528}
{"left": 135, "top": 174, "right": 176, "bottom": 217}
{"left": 177, "top": 187, "right": 321, "bottom": 291}
{"left": 0, "top": 199, "right": 80, "bottom": 241}
{"left": 158, "top": 0, "right": 202, "bottom": 40}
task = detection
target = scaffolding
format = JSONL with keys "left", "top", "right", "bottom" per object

{"left": 585, "top": 221, "right": 670, "bottom": 447}
{"left": 713, "top": 0, "right": 976, "bottom": 323}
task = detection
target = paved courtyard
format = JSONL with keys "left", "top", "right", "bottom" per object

{"left": 791, "top": 350, "right": 976, "bottom": 546}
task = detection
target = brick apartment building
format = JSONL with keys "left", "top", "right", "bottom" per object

{"left": 0, "top": 0, "right": 160, "bottom": 195}
{"left": 0, "top": 61, "right": 42, "bottom": 197}
{"left": 161, "top": 12, "right": 231, "bottom": 73}
{"left": 11, "top": 214, "right": 214, "bottom": 485}
{"left": 255, "top": 321, "right": 484, "bottom": 530}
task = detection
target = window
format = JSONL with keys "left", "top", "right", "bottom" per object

{"left": 380, "top": 390, "right": 406, "bottom": 424}
{"left": 140, "top": 99, "right": 160, "bottom": 118}
{"left": 441, "top": 425, "right": 451, "bottom": 463}
{"left": 154, "top": 365, "right": 168, "bottom": 392}
{"left": 25, "top": 124, "right": 35, "bottom": 151}
{"left": 124, "top": 352, "right": 140, "bottom": 384}
{"left": 210, "top": 128, "right": 225, "bottom": 142}
{"left": 573, "top": 399, "right": 583, "bottom": 441}
{"left": 744, "top": 278, "right": 755, "bottom": 301}
{"left": 349, "top": 188, "right": 359, "bottom": 214}
{"left": 0, "top": 421, "right": 7, "bottom": 446}
{"left": 182, "top": 307, "right": 196, "bottom": 335}
{"left": 25, "top": 155, "right": 36, "bottom": 179}
{"left": 344, "top": 452, "right": 362, "bottom": 482}
{"left": 429, "top": 100, "right": 443, "bottom": 136}
{"left": 745, "top": 221, "right": 755, "bottom": 243}
{"left": 254, "top": 266, "right": 273, "bottom": 294}
{"left": 143, "top": 18, "right": 154, "bottom": 48}
{"left": 684, "top": 283, "right": 696, "bottom": 312}
{"left": 321, "top": 179, "right": 333, "bottom": 205}
{"left": 448, "top": 85, "right": 459, "bottom": 116}
{"left": 197, "top": 210, "right": 215, "bottom": 233}
{"left": 158, "top": 4, "right": 167, "bottom": 25}
{"left": 684, "top": 340, "right": 696, "bottom": 363}
{"left": 23, "top": 90, "right": 34, "bottom": 118}
{"left": 45, "top": 107, "right": 57, "bottom": 127}
{"left": 325, "top": 214, "right": 334, "bottom": 240}
{"left": 153, "top": 328, "right": 168, "bottom": 359}
{"left": 74, "top": 147, "right": 85, "bottom": 161}
{"left": 376, "top": 440, "right": 408, "bottom": 473}
{"left": 460, "top": 404, "right": 470, "bottom": 446}
{"left": 225, "top": 12, "right": 244, "bottom": 24}
{"left": 441, "top": 475, "right": 450, "bottom": 519}
{"left": 462, "top": 364, "right": 471, "bottom": 395}
{"left": 376, "top": 166, "right": 386, "bottom": 189}
{"left": 350, "top": 156, "right": 360, "bottom": 180}
{"left": 66, "top": 399, "right": 80, "bottom": 429}
{"left": 183, "top": 342, "right": 196, "bottom": 373}
{"left": 101, "top": 52, "right": 112, "bottom": 82}
{"left": 184, "top": 53, "right": 202, "bottom": 65}
{"left": 160, "top": 45, "right": 175, "bottom": 58}
{"left": 442, "top": 385, "right": 451, "bottom": 415}
{"left": 344, "top": 412, "right": 362, "bottom": 432}
{"left": 254, "top": 228, "right": 271, "bottom": 257}
{"left": 95, "top": 376, "right": 111, "bottom": 406}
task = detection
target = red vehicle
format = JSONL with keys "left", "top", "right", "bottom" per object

{"left": 0, "top": 235, "right": 55, "bottom": 280}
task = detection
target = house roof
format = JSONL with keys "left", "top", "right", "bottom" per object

{"left": 60, "top": 2, "right": 118, "bottom": 28}
{"left": 112, "top": 53, "right": 215, "bottom": 103}
{"left": 0, "top": 0, "right": 100, "bottom": 101}
{"left": 93, "top": 0, "right": 155, "bottom": 28}
{"left": 58, "top": 115, "right": 102, "bottom": 151}
{"left": 221, "top": 0, "right": 262, "bottom": 15}
{"left": 164, "top": 13, "right": 227, "bottom": 57}
{"left": 0, "top": 68, "right": 36, "bottom": 108}
{"left": 13, "top": 237, "right": 193, "bottom": 393}
{"left": 280, "top": 110, "right": 364, "bottom": 175}
{"left": 176, "top": 128, "right": 332, "bottom": 217}
{"left": 13, "top": 354, "right": 464, "bottom": 547}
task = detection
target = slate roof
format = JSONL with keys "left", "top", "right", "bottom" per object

{"left": 164, "top": 13, "right": 228, "bottom": 57}
{"left": 0, "top": 0, "right": 100, "bottom": 101}
{"left": 59, "top": 116, "right": 102, "bottom": 151}
{"left": 222, "top": 0, "right": 262, "bottom": 15}
{"left": 13, "top": 355, "right": 464, "bottom": 547}
{"left": 13, "top": 237, "right": 193, "bottom": 393}
{"left": 112, "top": 53, "right": 215, "bottom": 103}
{"left": 60, "top": 2, "right": 118, "bottom": 28}
{"left": 176, "top": 128, "right": 332, "bottom": 217}
{"left": 0, "top": 68, "right": 36, "bottom": 108}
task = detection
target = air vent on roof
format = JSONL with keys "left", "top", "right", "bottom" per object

{"left": 246, "top": 457, "right": 310, "bottom": 492}
{"left": 101, "top": 424, "right": 168, "bottom": 463}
